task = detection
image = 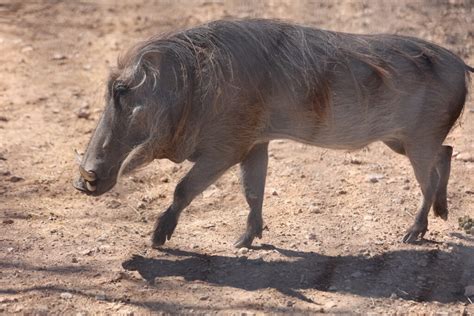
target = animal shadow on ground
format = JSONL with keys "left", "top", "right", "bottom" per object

{"left": 123, "top": 242, "right": 474, "bottom": 304}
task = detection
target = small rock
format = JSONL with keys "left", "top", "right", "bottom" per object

{"left": 1, "top": 170, "right": 11, "bottom": 176}
{"left": 309, "top": 206, "right": 321, "bottom": 214}
{"left": 0, "top": 116, "right": 8, "bottom": 122}
{"left": 95, "top": 294, "right": 106, "bottom": 301}
{"left": 21, "top": 46, "right": 33, "bottom": 53}
{"left": 106, "top": 200, "right": 121, "bottom": 209}
{"left": 75, "top": 106, "right": 90, "bottom": 119}
{"left": 456, "top": 153, "right": 474, "bottom": 162}
{"left": 2, "top": 219, "right": 13, "bottom": 225}
{"left": 402, "top": 185, "right": 410, "bottom": 190}
{"left": 238, "top": 247, "right": 248, "bottom": 255}
{"left": 52, "top": 53, "right": 67, "bottom": 60}
{"left": 307, "top": 233, "right": 317, "bottom": 240}
{"left": 160, "top": 176, "right": 169, "bottom": 183}
{"left": 199, "top": 295, "right": 209, "bottom": 301}
{"left": 393, "top": 197, "right": 404, "bottom": 205}
{"left": 137, "top": 202, "right": 146, "bottom": 209}
{"left": 465, "top": 285, "right": 474, "bottom": 297}
{"left": 390, "top": 292, "right": 398, "bottom": 299}
{"left": 71, "top": 257, "right": 78, "bottom": 263}
{"left": 338, "top": 189, "right": 347, "bottom": 195}
{"left": 271, "top": 189, "right": 279, "bottom": 196}
{"left": 9, "top": 176, "right": 24, "bottom": 182}
{"left": 60, "top": 292, "right": 73, "bottom": 299}
{"left": 81, "top": 249, "right": 93, "bottom": 256}
{"left": 286, "top": 300, "right": 295, "bottom": 307}
{"left": 7, "top": 247, "right": 14, "bottom": 252}
{"left": 350, "top": 158, "right": 362, "bottom": 165}
{"left": 367, "top": 174, "right": 384, "bottom": 183}
{"left": 351, "top": 271, "right": 362, "bottom": 278}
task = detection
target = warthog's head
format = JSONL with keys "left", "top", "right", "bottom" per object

{"left": 73, "top": 44, "right": 193, "bottom": 196}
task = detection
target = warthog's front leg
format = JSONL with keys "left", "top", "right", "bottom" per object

{"left": 234, "top": 142, "right": 269, "bottom": 248}
{"left": 152, "top": 157, "right": 235, "bottom": 248}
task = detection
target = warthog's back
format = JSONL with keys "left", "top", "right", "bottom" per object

{"left": 133, "top": 19, "right": 469, "bottom": 151}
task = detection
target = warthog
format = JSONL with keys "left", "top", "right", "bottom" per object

{"left": 74, "top": 19, "right": 473, "bottom": 248}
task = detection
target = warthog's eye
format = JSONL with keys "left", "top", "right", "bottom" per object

{"left": 112, "top": 81, "right": 129, "bottom": 109}
{"left": 114, "top": 82, "right": 128, "bottom": 96}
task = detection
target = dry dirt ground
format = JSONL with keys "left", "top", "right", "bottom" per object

{"left": 1, "top": 0, "right": 474, "bottom": 314}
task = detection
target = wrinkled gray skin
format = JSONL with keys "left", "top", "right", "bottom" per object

{"left": 74, "top": 19, "right": 472, "bottom": 248}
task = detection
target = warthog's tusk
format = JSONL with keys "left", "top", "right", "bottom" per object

{"left": 85, "top": 181, "right": 96, "bottom": 192}
{"left": 79, "top": 165, "right": 97, "bottom": 182}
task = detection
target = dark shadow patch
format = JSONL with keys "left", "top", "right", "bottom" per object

{"left": 123, "top": 244, "right": 474, "bottom": 304}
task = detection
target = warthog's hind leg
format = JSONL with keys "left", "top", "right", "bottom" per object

{"left": 234, "top": 142, "right": 269, "bottom": 248}
{"left": 433, "top": 145, "right": 452, "bottom": 220}
{"left": 402, "top": 144, "right": 441, "bottom": 243}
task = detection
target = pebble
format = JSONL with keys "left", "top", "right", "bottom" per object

{"left": 271, "top": 189, "right": 279, "bottom": 196}
{"left": 21, "top": 46, "right": 33, "bottom": 53}
{"left": 9, "top": 176, "right": 23, "bottom": 182}
{"left": 238, "top": 247, "right": 248, "bottom": 255}
{"left": 390, "top": 293, "right": 398, "bottom": 299}
{"left": 2, "top": 219, "right": 13, "bottom": 225}
{"left": 199, "top": 295, "right": 209, "bottom": 301}
{"left": 95, "top": 294, "right": 106, "bottom": 301}
{"left": 367, "top": 174, "right": 384, "bottom": 183}
{"left": 309, "top": 206, "right": 321, "bottom": 214}
{"left": 81, "top": 249, "right": 93, "bottom": 256}
{"left": 351, "top": 271, "right": 362, "bottom": 278}
{"left": 160, "top": 176, "right": 169, "bottom": 183}
{"left": 307, "top": 233, "right": 317, "bottom": 240}
{"left": 60, "top": 292, "right": 73, "bottom": 299}
{"left": 455, "top": 153, "right": 474, "bottom": 162}
{"left": 106, "top": 200, "right": 121, "bottom": 209}
{"left": 52, "top": 53, "right": 67, "bottom": 60}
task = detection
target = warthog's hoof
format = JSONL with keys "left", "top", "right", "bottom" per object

{"left": 234, "top": 227, "right": 263, "bottom": 248}
{"left": 402, "top": 221, "right": 428, "bottom": 243}
{"left": 152, "top": 210, "right": 178, "bottom": 248}
{"left": 433, "top": 201, "right": 448, "bottom": 221}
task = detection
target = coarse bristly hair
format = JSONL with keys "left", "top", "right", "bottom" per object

{"left": 114, "top": 18, "right": 463, "bottom": 112}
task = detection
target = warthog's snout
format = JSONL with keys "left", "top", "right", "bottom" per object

{"left": 78, "top": 165, "right": 97, "bottom": 191}
{"left": 73, "top": 151, "right": 117, "bottom": 196}
{"left": 73, "top": 165, "right": 98, "bottom": 194}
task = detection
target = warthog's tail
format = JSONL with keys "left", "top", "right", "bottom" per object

{"left": 466, "top": 64, "right": 474, "bottom": 72}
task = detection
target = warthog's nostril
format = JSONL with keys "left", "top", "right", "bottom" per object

{"left": 79, "top": 165, "right": 97, "bottom": 182}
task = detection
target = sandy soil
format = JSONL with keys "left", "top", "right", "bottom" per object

{"left": 1, "top": 0, "right": 473, "bottom": 314}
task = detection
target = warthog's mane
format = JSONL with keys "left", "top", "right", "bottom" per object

{"left": 112, "top": 19, "right": 452, "bottom": 142}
